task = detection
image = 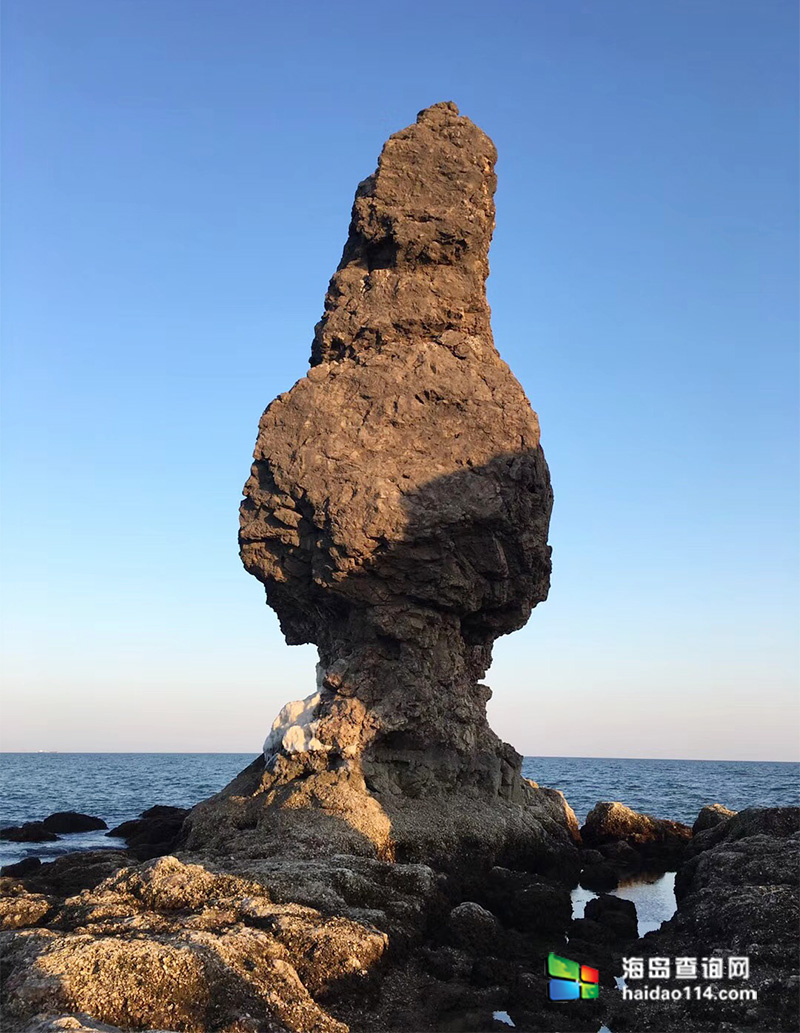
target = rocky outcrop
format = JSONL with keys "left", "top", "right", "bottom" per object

{"left": 107, "top": 805, "right": 189, "bottom": 860}
{"left": 1, "top": 813, "right": 107, "bottom": 843}
{"left": 0, "top": 855, "right": 388, "bottom": 1033}
{"left": 0, "top": 848, "right": 587, "bottom": 1033}
{"left": 584, "top": 893, "right": 638, "bottom": 942}
{"left": 608, "top": 807, "right": 800, "bottom": 1033}
{"left": 1, "top": 822, "right": 59, "bottom": 843}
{"left": 581, "top": 801, "right": 692, "bottom": 869}
{"left": 185, "top": 101, "right": 572, "bottom": 873}
{"left": 42, "top": 813, "right": 108, "bottom": 834}
{"left": 686, "top": 803, "right": 794, "bottom": 858}
{"left": 1, "top": 857, "right": 43, "bottom": 878}
{"left": 691, "top": 802, "right": 736, "bottom": 835}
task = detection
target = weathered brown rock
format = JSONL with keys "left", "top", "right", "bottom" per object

{"left": 581, "top": 801, "right": 692, "bottom": 868}
{"left": 691, "top": 802, "right": 736, "bottom": 835}
{"left": 0, "top": 855, "right": 387, "bottom": 1033}
{"left": 186, "top": 101, "right": 566, "bottom": 872}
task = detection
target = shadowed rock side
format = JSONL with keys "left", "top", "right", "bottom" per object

{"left": 184, "top": 102, "right": 566, "bottom": 870}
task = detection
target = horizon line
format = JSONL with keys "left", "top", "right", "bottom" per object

{"left": 0, "top": 751, "right": 798, "bottom": 764}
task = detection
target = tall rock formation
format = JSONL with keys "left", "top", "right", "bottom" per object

{"left": 186, "top": 102, "right": 571, "bottom": 871}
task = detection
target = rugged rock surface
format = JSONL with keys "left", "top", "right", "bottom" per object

{"left": 1, "top": 857, "right": 43, "bottom": 878}
{"left": 685, "top": 804, "right": 794, "bottom": 858}
{"left": 185, "top": 101, "right": 571, "bottom": 873}
{"left": 1, "top": 813, "right": 107, "bottom": 842}
{"left": 0, "top": 849, "right": 590, "bottom": 1033}
{"left": 107, "top": 805, "right": 189, "bottom": 860}
{"left": 581, "top": 801, "right": 692, "bottom": 869}
{"left": 0, "top": 855, "right": 388, "bottom": 1033}
{"left": 41, "top": 812, "right": 108, "bottom": 834}
{"left": 0, "top": 821, "right": 59, "bottom": 843}
{"left": 583, "top": 894, "right": 638, "bottom": 942}
{"left": 691, "top": 802, "right": 737, "bottom": 835}
{"left": 608, "top": 807, "right": 800, "bottom": 1033}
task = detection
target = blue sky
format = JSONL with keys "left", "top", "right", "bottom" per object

{"left": 2, "top": 0, "right": 797, "bottom": 759}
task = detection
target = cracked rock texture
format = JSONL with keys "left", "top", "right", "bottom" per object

{"left": 185, "top": 102, "right": 571, "bottom": 870}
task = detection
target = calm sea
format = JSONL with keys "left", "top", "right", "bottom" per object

{"left": 1, "top": 753, "right": 797, "bottom": 868}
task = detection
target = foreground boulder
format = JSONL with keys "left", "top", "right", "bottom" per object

{"left": 581, "top": 801, "right": 692, "bottom": 868}
{"left": 0, "top": 855, "right": 388, "bottom": 1033}
{"left": 0, "top": 848, "right": 589, "bottom": 1032}
{"left": 185, "top": 101, "right": 577, "bottom": 876}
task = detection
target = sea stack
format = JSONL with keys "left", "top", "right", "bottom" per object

{"left": 186, "top": 103, "right": 572, "bottom": 870}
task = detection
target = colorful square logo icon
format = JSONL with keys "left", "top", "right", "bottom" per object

{"left": 547, "top": 952, "right": 599, "bottom": 1001}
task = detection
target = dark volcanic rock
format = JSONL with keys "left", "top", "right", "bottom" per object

{"left": 106, "top": 805, "right": 189, "bottom": 860}
{"left": 477, "top": 866, "right": 572, "bottom": 933}
{"left": 608, "top": 807, "right": 800, "bottom": 1033}
{"left": 686, "top": 804, "right": 798, "bottom": 859}
{"left": 0, "top": 858, "right": 42, "bottom": 878}
{"left": 584, "top": 893, "right": 638, "bottom": 942}
{"left": 184, "top": 102, "right": 577, "bottom": 875}
{"left": 579, "top": 860, "right": 620, "bottom": 892}
{"left": 581, "top": 801, "right": 692, "bottom": 868}
{"left": 446, "top": 901, "right": 500, "bottom": 952}
{"left": 0, "top": 822, "right": 59, "bottom": 843}
{"left": 4, "top": 851, "right": 132, "bottom": 897}
{"left": 597, "top": 837, "right": 641, "bottom": 869}
{"left": 41, "top": 811, "right": 107, "bottom": 833}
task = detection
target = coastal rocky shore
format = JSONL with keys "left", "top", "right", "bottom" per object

{"left": 1, "top": 800, "right": 798, "bottom": 1031}
{"left": 2, "top": 104, "right": 797, "bottom": 1031}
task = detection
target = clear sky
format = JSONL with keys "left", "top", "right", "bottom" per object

{"left": 1, "top": 0, "right": 797, "bottom": 760}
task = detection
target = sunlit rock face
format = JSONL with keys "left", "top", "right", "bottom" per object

{"left": 186, "top": 103, "right": 569, "bottom": 871}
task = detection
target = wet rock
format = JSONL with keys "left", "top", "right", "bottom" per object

{"left": 579, "top": 860, "right": 620, "bottom": 892}
{"left": 185, "top": 101, "right": 571, "bottom": 876}
{"left": 581, "top": 801, "right": 692, "bottom": 868}
{"left": 41, "top": 813, "right": 108, "bottom": 834}
{"left": 1, "top": 857, "right": 42, "bottom": 877}
{"left": 692, "top": 802, "right": 736, "bottom": 835}
{"left": 0, "top": 822, "right": 59, "bottom": 843}
{"left": 584, "top": 893, "right": 638, "bottom": 942}
{"left": 106, "top": 805, "right": 189, "bottom": 860}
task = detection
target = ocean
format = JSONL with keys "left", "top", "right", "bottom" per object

{"left": 1, "top": 752, "right": 797, "bottom": 869}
